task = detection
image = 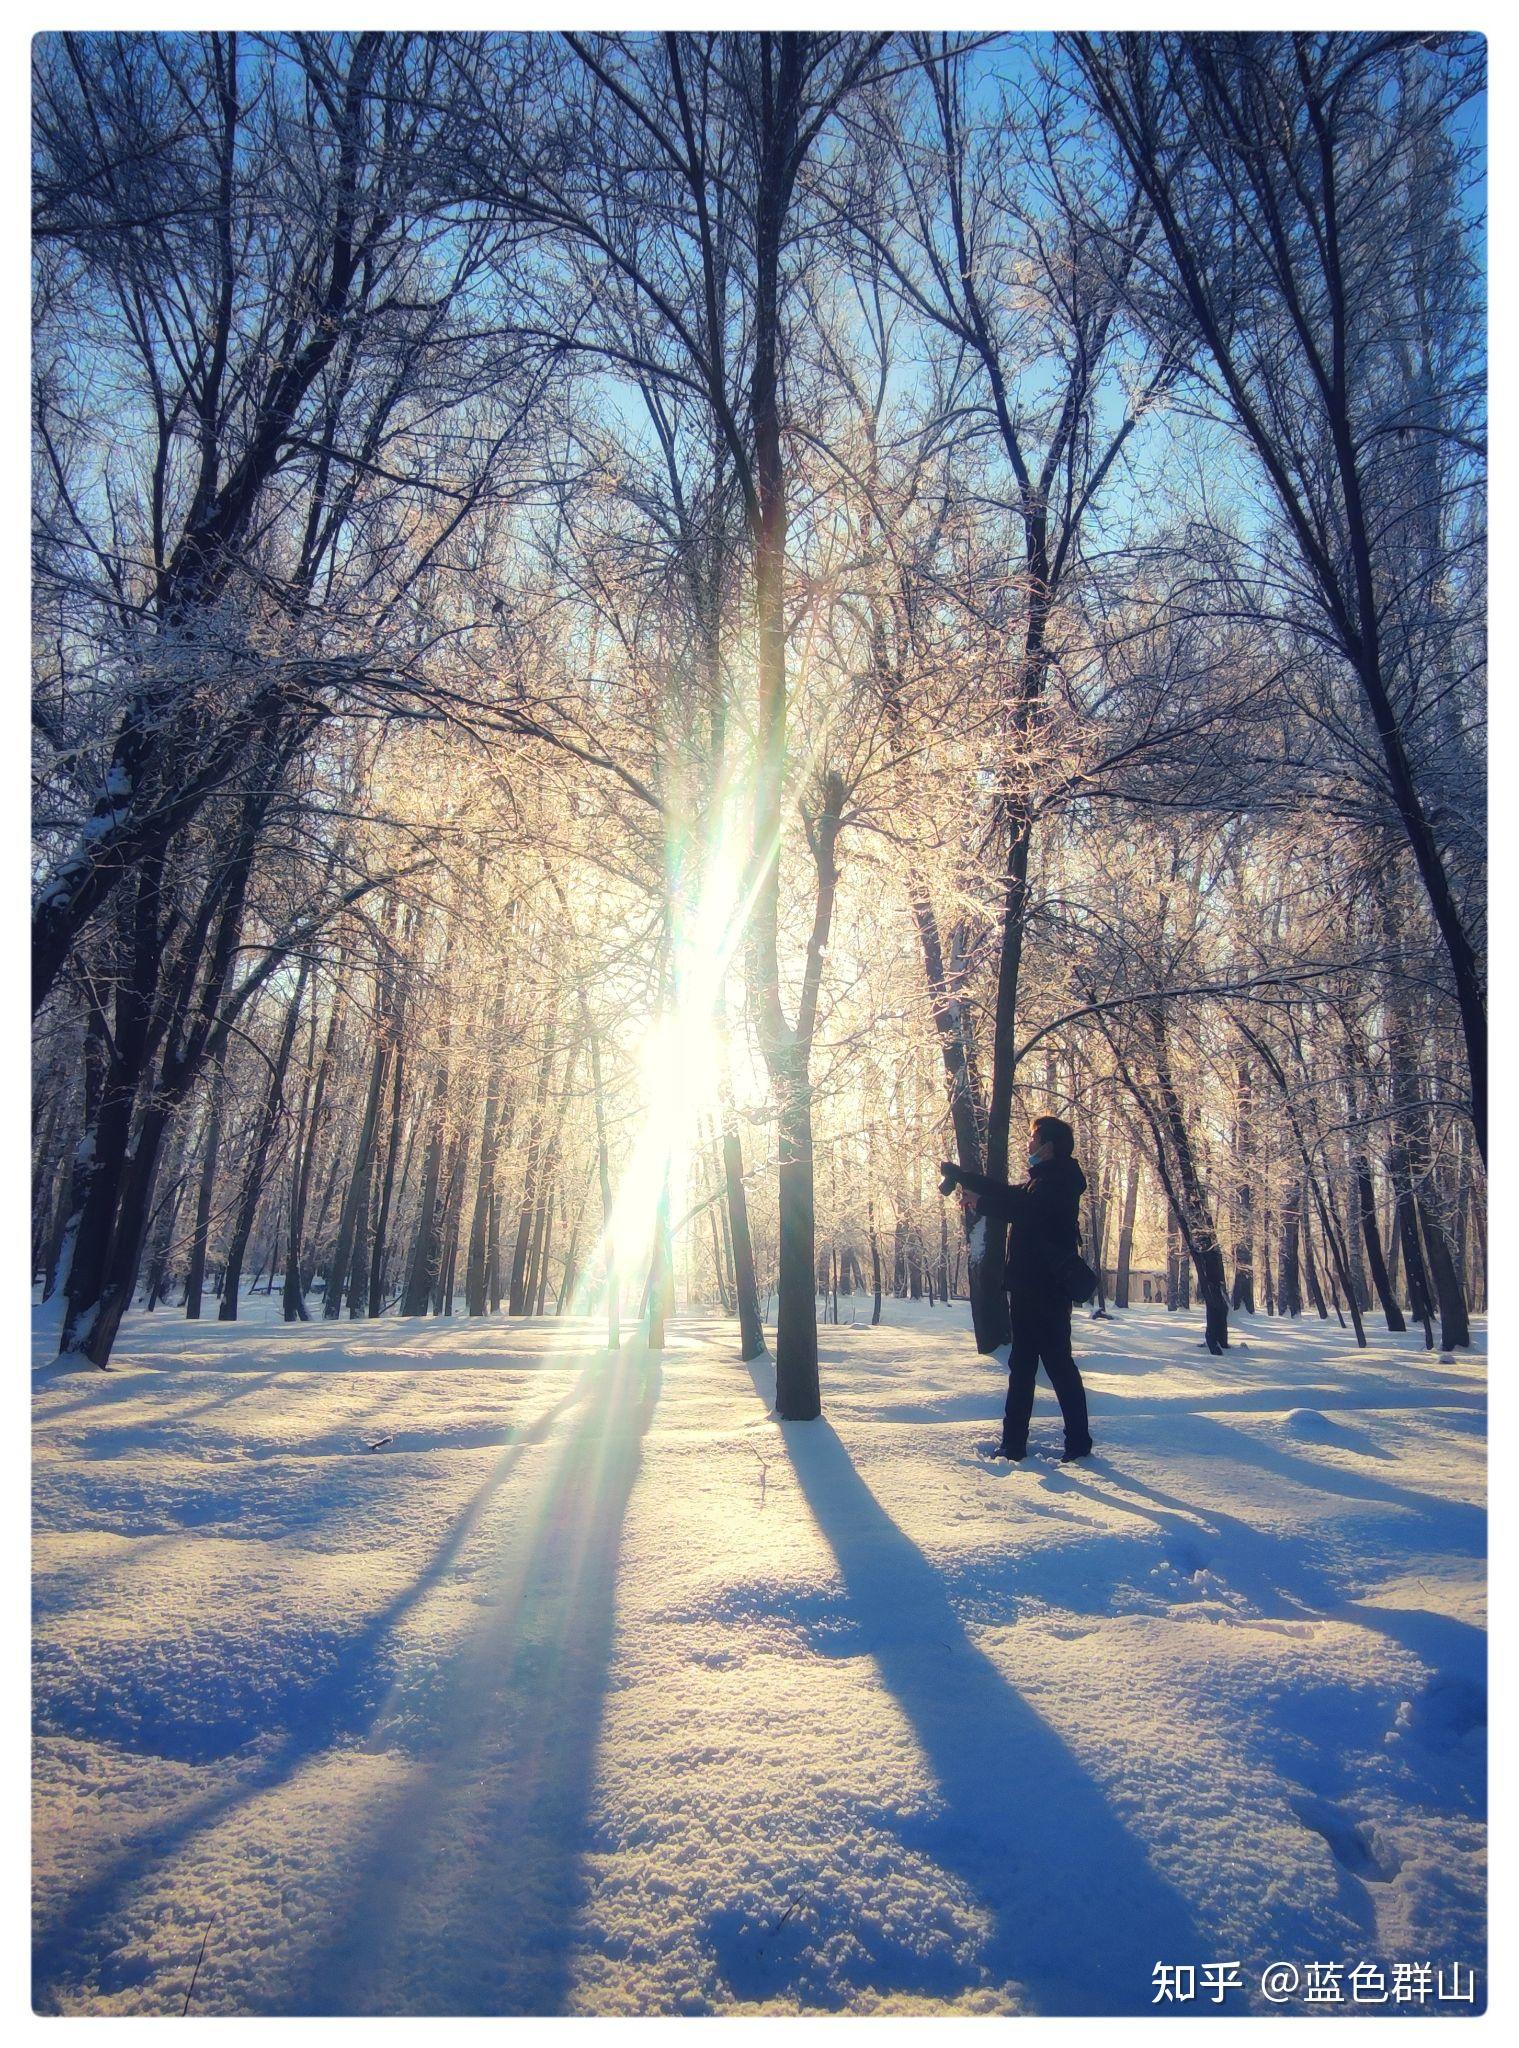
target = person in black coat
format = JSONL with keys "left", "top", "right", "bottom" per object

{"left": 941, "top": 1115, "right": 1094, "bottom": 1463}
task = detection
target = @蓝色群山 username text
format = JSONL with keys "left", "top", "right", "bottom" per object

{"left": 1151, "top": 1959, "right": 1479, "bottom": 2007}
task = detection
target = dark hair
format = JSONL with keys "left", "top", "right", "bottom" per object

{"left": 1030, "top": 1115, "right": 1075, "bottom": 1158}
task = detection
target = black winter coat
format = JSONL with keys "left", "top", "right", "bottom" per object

{"left": 957, "top": 1156, "right": 1087, "bottom": 1300}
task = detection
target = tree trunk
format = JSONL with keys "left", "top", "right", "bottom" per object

{"left": 1144, "top": 1010, "right": 1226, "bottom": 1349}
{"left": 533, "top": 1174, "right": 559, "bottom": 1318}
{"left": 46, "top": 994, "right": 111, "bottom": 1303}
{"left": 1279, "top": 1188, "right": 1303, "bottom": 1316}
{"left": 69, "top": 1104, "right": 173, "bottom": 1366}
{"left": 1415, "top": 1162, "right": 1470, "bottom": 1351}
{"left": 1301, "top": 1200, "right": 1328, "bottom": 1319}
{"left": 488, "top": 1186, "right": 504, "bottom": 1313}
{"left": 771, "top": 1049, "right": 820, "bottom": 1416}
{"left": 142, "top": 1119, "right": 189, "bottom": 1312}
{"left": 1114, "top": 1153, "right": 1140, "bottom": 1309}
{"left": 1354, "top": 1154, "right": 1404, "bottom": 1330}
{"left": 401, "top": 1099, "right": 446, "bottom": 1318}
{"left": 707, "top": 1139, "right": 735, "bottom": 1313}
{"left": 524, "top": 1143, "right": 555, "bottom": 1319}
{"left": 1390, "top": 1155, "right": 1435, "bottom": 1348}
{"left": 906, "top": 1218, "right": 923, "bottom": 1300}
{"left": 744, "top": 53, "right": 831, "bottom": 1419}
{"left": 867, "top": 1195, "right": 883, "bottom": 1327}
{"left": 465, "top": 981, "right": 508, "bottom": 1316}
{"left": 432, "top": 1133, "right": 466, "bottom": 1316}
{"left": 183, "top": 1067, "right": 226, "bottom": 1321}
{"left": 1230, "top": 1063, "right": 1256, "bottom": 1311}
{"left": 508, "top": 1011, "right": 559, "bottom": 1315}
{"left": 585, "top": 1012, "right": 618, "bottom": 1349}
{"left": 367, "top": 1039, "right": 407, "bottom": 1317}
{"left": 283, "top": 978, "right": 338, "bottom": 1322}
{"left": 721, "top": 1129, "right": 765, "bottom": 1360}
{"left": 907, "top": 891, "right": 1006, "bottom": 1349}
{"left": 323, "top": 1010, "right": 389, "bottom": 1320}
{"left": 220, "top": 959, "right": 308, "bottom": 1319}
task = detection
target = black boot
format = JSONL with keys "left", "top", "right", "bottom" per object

{"left": 1059, "top": 1439, "right": 1093, "bottom": 1464}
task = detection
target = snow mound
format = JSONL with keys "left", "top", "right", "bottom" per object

{"left": 1282, "top": 1406, "right": 1335, "bottom": 1439}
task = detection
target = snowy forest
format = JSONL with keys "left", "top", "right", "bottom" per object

{"left": 31, "top": 27, "right": 1486, "bottom": 2021}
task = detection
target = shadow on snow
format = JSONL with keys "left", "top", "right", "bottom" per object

{"left": 741, "top": 1352, "right": 1208, "bottom": 2017}
{"left": 33, "top": 1343, "right": 656, "bottom": 2016}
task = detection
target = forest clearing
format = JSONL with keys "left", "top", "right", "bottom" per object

{"left": 32, "top": 1298, "right": 1486, "bottom": 2016}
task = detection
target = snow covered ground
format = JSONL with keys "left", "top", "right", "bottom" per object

{"left": 32, "top": 1295, "right": 1486, "bottom": 2016}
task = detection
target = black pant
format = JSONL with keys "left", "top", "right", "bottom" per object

{"left": 1003, "top": 1291, "right": 1091, "bottom": 1455}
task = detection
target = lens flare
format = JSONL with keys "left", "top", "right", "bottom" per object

{"left": 554, "top": 766, "right": 759, "bottom": 1343}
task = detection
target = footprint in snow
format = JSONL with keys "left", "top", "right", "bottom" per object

{"left": 1392, "top": 1673, "right": 1486, "bottom": 1755}
{"left": 1290, "top": 1793, "right": 1403, "bottom": 1883}
{"left": 1165, "top": 1537, "right": 1210, "bottom": 1579}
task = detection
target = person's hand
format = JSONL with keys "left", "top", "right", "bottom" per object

{"left": 958, "top": 1187, "right": 978, "bottom": 1216}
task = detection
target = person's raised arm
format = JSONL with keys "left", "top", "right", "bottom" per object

{"left": 939, "top": 1162, "right": 1024, "bottom": 1221}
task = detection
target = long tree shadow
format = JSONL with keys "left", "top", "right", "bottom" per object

{"left": 32, "top": 1362, "right": 603, "bottom": 2011}
{"left": 1162, "top": 1412, "right": 1485, "bottom": 1552}
{"left": 1049, "top": 1462, "right": 1486, "bottom": 1810}
{"left": 34, "top": 1368, "right": 286, "bottom": 1428}
{"left": 1088, "top": 1382, "right": 1485, "bottom": 1419}
{"left": 753, "top": 1366, "right": 1209, "bottom": 2016}
{"left": 1055, "top": 1453, "right": 1485, "bottom": 1630}
{"left": 288, "top": 1341, "right": 662, "bottom": 2015}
